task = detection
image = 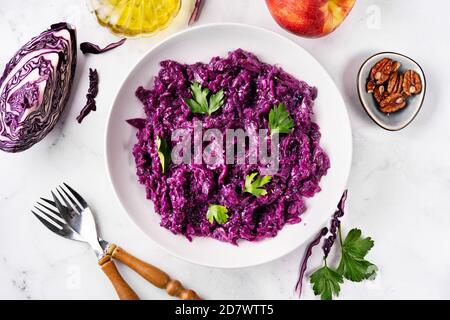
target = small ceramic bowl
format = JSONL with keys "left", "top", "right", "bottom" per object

{"left": 357, "top": 52, "right": 426, "bottom": 131}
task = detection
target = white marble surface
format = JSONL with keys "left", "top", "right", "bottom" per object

{"left": 1, "top": 0, "right": 449, "bottom": 300}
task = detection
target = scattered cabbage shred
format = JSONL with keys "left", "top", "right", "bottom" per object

{"left": 0, "top": 23, "right": 77, "bottom": 152}
{"left": 131, "top": 49, "right": 330, "bottom": 244}
{"left": 76, "top": 68, "right": 99, "bottom": 123}
{"left": 80, "top": 38, "right": 126, "bottom": 55}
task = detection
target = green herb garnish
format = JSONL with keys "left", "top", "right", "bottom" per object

{"left": 206, "top": 204, "right": 229, "bottom": 224}
{"left": 244, "top": 172, "right": 271, "bottom": 197}
{"left": 268, "top": 103, "right": 294, "bottom": 135}
{"left": 310, "top": 263, "right": 344, "bottom": 300}
{"left": 156, "top": 136, "right": 170, "bottom": 173}
{"left": 208, "top": 89, "right": 224, "bottom": 115}
{"left": 185, "top": 82, "right": 224, "bottom": 116}
{"left": 309, "top": 227, "right": 377, "bottom": 300}
{"left": 336, "top": 228, "right": 377, "bottom": 282}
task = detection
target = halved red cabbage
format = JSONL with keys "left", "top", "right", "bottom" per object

{"left": 0, "top": 22, "right": 77, "bottom": 153}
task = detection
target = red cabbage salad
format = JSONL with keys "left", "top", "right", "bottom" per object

{"left": 129, "top": 49, "right": 330, "bottom": 244}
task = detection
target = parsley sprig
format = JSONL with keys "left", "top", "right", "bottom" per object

{"left": 336, "top": 228, "right": 377, "bottom": 282}
{"left": 244, "top": 172, "right": 271, "bottom": 197}
{"left": 310, "top": 226, "right": 377, "bottom": 300}
{"left": 185, "top": 82, "right": 224, "bottom": 116}
{"left": 156, "top": 136, "right": 171, "bottom": 173}
{"left": 268, "top": 103, "right": 294, "bottom": 135}
{"left": 310, "top": 263, "right": 344, "bottom": 300}
{"left": 206, "top": 204, "right": 229, "bottom": 224}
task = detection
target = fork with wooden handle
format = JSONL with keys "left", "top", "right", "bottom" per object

{"left": 31, "top": 183, "right": 201, "bottom": 300}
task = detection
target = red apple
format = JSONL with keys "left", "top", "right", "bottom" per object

{"left": 266, "top": 0, "right": 356, "bottom": 38}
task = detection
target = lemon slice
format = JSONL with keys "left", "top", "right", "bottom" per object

{"left": 89, "top": 0, "right": 181, "bottom": 37}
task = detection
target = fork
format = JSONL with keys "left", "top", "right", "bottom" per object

{"left": 32, "top": 183, "right": 201, "bottom": 300}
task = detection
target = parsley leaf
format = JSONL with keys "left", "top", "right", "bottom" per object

{"left": 208, "top": 89, "right": 224, "bottom": 114}
{"left": 310, "top": 264, "right": 344, "bottom": 300}
{"left": 156, "top": 136, "right": 171, "bottom": 173}
{"left": 268, "top": 103, "right": 294, "bottom": 135}
{"left": 206, "top": 205, "right": 229, "bottom": 224}
{"left": 336, "top": 228, "right": 377, "bottom": 282}
{"left": 244, "top": 172, "right": 271, "bottom": 197}
{"left": 185, "top": 82, "right": 224, "bottom": 115}
{"left": 186, "top": 82, "right": 209, "bottom": 114}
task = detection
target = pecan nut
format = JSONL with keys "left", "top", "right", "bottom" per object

{"left": 370, "top": 58, "right": 401, "bottom": 85}
{"left": 394, "top": 73, "right": 404, "bottom": 94}
{"left": 373, "top": 85, "right": 388, "bottom": 103}
{"left": 380, "top": 93, "right": 406, "bottom": 113}
{"left": 402, "top": 70, "right": 422, "bottom": 96}
{"left": 366, "top": 80, "right": 375, "bottom": 93}
{"left": 386, "top": 72, "right": 399, "bottom": 93}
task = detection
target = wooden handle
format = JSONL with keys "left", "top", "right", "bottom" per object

{"left": 98, "top": 255, "right": 140, "bottom": 300}
{"left": 107, "top": 244, "right": 201, "bottom": 300}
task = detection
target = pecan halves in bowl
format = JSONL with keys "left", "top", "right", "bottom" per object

{"left": 359, "top": 52, "right": 426, "bottom": 130}
{"left": 403, "top": 70, "right": 422, "bottom": 96}
{"left": 366, "top": 56, "right": 424, "bottom": 114}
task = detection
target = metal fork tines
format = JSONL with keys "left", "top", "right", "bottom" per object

{"left": 32, "top": 197, "right": 82, "bottom": 242}
{"left": 54, "top": 183, "right": 104, "bottom": 257}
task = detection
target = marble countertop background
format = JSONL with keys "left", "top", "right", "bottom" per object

{"left": 1, "top": 0, "right": 449, "bottom": 299}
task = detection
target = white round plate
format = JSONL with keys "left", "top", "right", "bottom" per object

{"left": 105, "top": 23, "right": 352, "bottom": 268}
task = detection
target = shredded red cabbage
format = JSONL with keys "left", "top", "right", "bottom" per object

{"left": 130, "top": 49, "right": 329, "bottom": 244}
{"left": 76, "top": 68, "right": 98, "bottom": 123}
{"left": 322, "top": 189, "right": 348, "bottom": 258}
{"left": 189, "top": 0, "right": 204, "bottom": 25}
{"left": 126, "top": 118, "right": 146, "bottom": 130}
{"left": 80, "top": 38, "right": 126, "bottom": 54}
{"left": 295, "top": 227, "right": 328, "bottom": 297}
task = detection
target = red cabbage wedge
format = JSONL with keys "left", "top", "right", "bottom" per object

{"left": 0, "top": 23, "right": 77, "bottom": 153}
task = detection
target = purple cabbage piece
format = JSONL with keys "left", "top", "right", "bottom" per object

{"left": 322, "top": 189, "right": 348, "bottom": 258}
{"left": 295, "top": 227, "right": 328, "bottom": 297}
{"left": 126, "top": 118, "right": 146, "bottom": 129}
{"left": 130, "top": 49, "right": 330, "bottom": 244}
{"left": 189, "top": 0, "right": 204, "bottom": 25}
{"left": 76, "top": 68, "right": 99, "bottom": 123}
{"left": 80, "top": 38, "right": 126, "bottom": 55}
{"left": 0, "top": 22, "right": 77, "bottom": 153}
